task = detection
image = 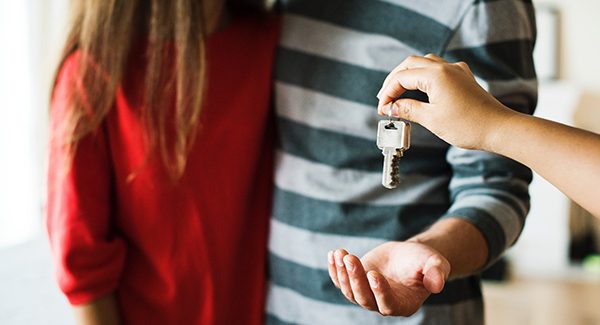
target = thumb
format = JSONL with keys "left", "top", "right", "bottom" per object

{"left": 422, "top": 255, "right": 450, "bottom": 294}
{"left": 380, "top": 98, "right": 428, "bottom": 124}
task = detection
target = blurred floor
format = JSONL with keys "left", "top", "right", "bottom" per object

{"left": 0, "top": 236, "right": 74, "bottom": 325}
{"left": 483, "top": 277, "right": 600, "bottom": 325}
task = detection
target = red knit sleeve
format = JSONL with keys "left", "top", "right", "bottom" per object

{"left": 47, "top": 53, "right": 126, "bottom": 305}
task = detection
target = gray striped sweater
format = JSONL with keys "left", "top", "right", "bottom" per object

{"left": 267, "top": 0, "right": 537, "bottom": 324}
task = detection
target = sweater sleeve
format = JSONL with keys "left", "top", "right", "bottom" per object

{"left": 47, "top": 54, "right": 126, "bottom": 305}
{"left": 440, "top": 0, "right": 538, "bottom": 266}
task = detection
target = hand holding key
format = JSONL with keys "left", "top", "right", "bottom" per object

{"left": 376, "top": 54, "right": 514, "bottom": 151}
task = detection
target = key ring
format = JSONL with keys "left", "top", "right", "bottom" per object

{"left": 385, "top": 100, "right": 396, "bottom": 129}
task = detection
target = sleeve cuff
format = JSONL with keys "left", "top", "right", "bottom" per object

{"left": 441, "top": 207, "right": 507, "bottom": 269}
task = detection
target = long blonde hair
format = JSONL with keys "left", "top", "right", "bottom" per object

{"left": 54, "top": 0, "right": 245, "bottom": 178}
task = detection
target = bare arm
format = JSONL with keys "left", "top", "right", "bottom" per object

{"left": 73, "top": 294, "right": 121, "bottom": 325}
{"left": 487, "top": 112, "right": 600, "bottom": 218}
{"left": 377, "top": 54, "right": 600, "bottom": 218}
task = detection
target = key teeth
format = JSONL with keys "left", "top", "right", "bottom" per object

{"left": 383, "top": 149, "right": 404, "bottom": 189}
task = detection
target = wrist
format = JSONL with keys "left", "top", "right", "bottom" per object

{"left": 481, "top": 102, "right": 520, "bottom": 154}
{"left": 408, "top": 218, "right": 488, "bottom": 278}
{"left": 407, "top": 233, "right": 451, "bottom": 269}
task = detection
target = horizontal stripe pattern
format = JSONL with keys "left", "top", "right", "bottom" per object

{"left": 266, "top": 282, "right": 424, "bottom": 324}
{"left": 276, "top": 48, "right": 429, "bottom": 107}
{"left": 274, "top": 151, "right": 450, "bottom": 205}
{"left": 276, "top": 47, "right": 384, "bottom": 106}
{"left": 267, "top": 284, "right": 484, "bottom": 325}
{"left": 445, "top": 0, "right": 536, "bottom": 50}
{"left": 443, "top": 0, "right": 538, "bottom": 117}
{"left": 450, "top": 194, "right": 523, "bottom": 246}
{"left": 446, "top": 147, "right": 533, "bottom": 181}
{"left": 478, "top": 78, "right": 537, "bottom": 98}
{"left": 271, "top": 0, "right": 536, "bottom": 322}
{"left": 269, "top": 218, "right": 386, "bottom": 270}
{"left": 272, "top": 188, "right": 448, "bottom": 239}
{"left": 444, "top": 40, "right": 536, "bottom": 80}
{"left": 477, "top": 78, "right": 538, "bottom": 113}
{"left": 448, "top": 175, "right": 530, "bottom": 193}
{"left": 280, "top": 0, "right": 452, "bottom": 53}
{"left": 280, "top": 14, "right": 416, "bottom": 72}
{"left": 277, "top": 117, "right": 451, "bottom": 174}
{"left": 446, "top": 145, "right": 532, "bottom": 262}
{"left": 275, "top": 81, "right": 378, "bottom": 140}
{"left": 377, "top": 0, "right": 471, "bottom": 27}
{"left": 275, "top": 82, "right": 449, "bottom": 148}
{"left": 455, "top": 188, "right": 528, "bottom": 217}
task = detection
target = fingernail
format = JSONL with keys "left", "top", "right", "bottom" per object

{"left": 381, "top": 104, "right": 391, "bottom": 116}
{"left": 334, "top": 251, "right": 345, "bottom": 267}
{"left": 390, "top": 102, "right": 398, "bottom": 116}
{"left": 376, "top": 89, "right": 383, "bottom": 99}
{"left": 327, "top": 251, "right": 334, "bottom": 265}
{"left": 367, "top": 273, "right": 378, "bottom": 288}
{"left": 345, "top": 259, "right": 355, "bottom": 272}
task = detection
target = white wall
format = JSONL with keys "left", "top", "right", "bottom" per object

{"left": 0, "top": 0, "right": 68, "bottom": 248}
{"left": 535, "top": 0, "right": 600, "bottom": 89}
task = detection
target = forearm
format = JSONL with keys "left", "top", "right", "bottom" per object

{"left": 488, "top": 111, "right": 600, "bottom": 218}
{"left": 73, "top": 294, "right": 121, "bottom": 325}
{"left": 408, "top": 217, "right": 488, "bottom": 278}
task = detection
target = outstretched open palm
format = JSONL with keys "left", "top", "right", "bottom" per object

{"left": 327, "top": 241, "right": 450, "bottom": 316}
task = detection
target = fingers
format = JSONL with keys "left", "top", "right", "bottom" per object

{"left": 378, "top": 54, "right": 447, "bottom": 95}
{"left": 327, "top": 250, "right": 340, "bottom": 288}
{"left": 380, "top": 98, "right": 427, "bottom": 123}
{"left": 422, "top": 255, "right": 451, "bottom": 294}
{"left": 377, "top": 67, "right": 428, "bottom": 111}
{"left": 343, "top": 254, "right": 377, "bottom": 310}
{"left": 377, "top": 55, "right": 440, "bottom": 100}
{"left": 397, "top": 54, "right": 445, "bottom": 71}
{"left": 366, "top": 271, "right": 404, "bottom": 316}
{"left": 334, "top": 249, "right": 356, "bottom": 303}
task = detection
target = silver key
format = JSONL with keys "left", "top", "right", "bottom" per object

{"left": 377, "top": 120, "right": 411, "bottom": 189}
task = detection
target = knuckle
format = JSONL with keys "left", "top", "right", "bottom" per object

{"left": 405, "top": 55, "right": 419, "bottom": 62}
{"left": 341, "top": 289, "right": 352, "bottom": 299}
{"left": 439, "top": 63, "right": 452, "bottom": 73}
{"left": 379, "top": 308, "right": 393, "bottom": 317}
{"left": 436, "top": 64, "right": 454, "bottom": 80}
{"left": 396, "top": 100, "right": 413, "bottom": 120}
{"left": 355, "top": 297, "right": 369, "bottom": 306}
{"left": 432, "top": 63, "right": 446, "bottom": 74}
{"left": 365, "top": 305, "right": 379, "bottom": 312}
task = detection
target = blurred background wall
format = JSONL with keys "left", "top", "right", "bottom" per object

{"left": 0, "top": 0, "right": 68, "bottom": 248}
{"left": 0, "top": 1, "right": 72, "bottom": 323}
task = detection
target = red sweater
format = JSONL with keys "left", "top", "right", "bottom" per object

{"left": 47, "top": 17, "right": 278, "bottom": 324}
